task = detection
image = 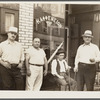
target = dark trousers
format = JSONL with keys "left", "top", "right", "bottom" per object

{"left": 77, "top": 62, "right": 96, "bottom": 91}
{"left": 0, "top": 64, "right": 24, "bottom": 90}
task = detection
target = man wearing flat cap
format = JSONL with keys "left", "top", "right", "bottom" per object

{"left": 74, "top": 30, "right": 100, "bottom": 91}
{"left": 51, "top": 49, "right": 77, "bottom": 91}
{"left": 0, "top": 26, "right": 24, "bottom": 90}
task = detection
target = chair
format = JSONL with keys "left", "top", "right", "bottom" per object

{"left": 58, "top": 83, "right": 70, "bottom": 91}
{"left": 54, "top": 76, "right": 70, "bottom": 91}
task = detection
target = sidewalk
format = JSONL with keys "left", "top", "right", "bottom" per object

{"left": 41, "top": 73, "right": 100, "bottom": 91}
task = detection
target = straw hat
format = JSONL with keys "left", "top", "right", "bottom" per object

{"left": 82, "top": 30, "right": 93, "bottom": 38}
{"left": 7, "top": 26, "right": 18, "bottom": 34}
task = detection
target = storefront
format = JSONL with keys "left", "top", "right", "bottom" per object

{"left": 1, "top": 3, "right": 100, "bottom": 90}
{"left": 68, "top": 5, "right": 100, "bottom": 68}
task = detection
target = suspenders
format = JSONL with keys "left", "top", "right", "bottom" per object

{"left": 56, "top": 59, "right": 67, "bottom": 73}
{"left": 63, "top": 61, "right": 67, "bottom": 71}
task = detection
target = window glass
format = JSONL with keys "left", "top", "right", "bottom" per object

{"left": 34, "top": 4, "right": 65, "bottom": 62}
{"left": 5, "top": 13, "right": 15, "bottom": 32}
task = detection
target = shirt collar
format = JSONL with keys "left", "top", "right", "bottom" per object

{"left": 83, "top": 43, "right": 92, "bottom": 47}
{"left": 33, "top": 46, "right": 40, "bottom": 50}
{"left": 6, "top": 40, "right": 16, "bottom": 45}
{"left": 57, "top": 59, "right": 64, "bottom": 62}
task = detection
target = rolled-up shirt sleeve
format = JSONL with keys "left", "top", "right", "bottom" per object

{"left": 25, "top": 48, "right": 30, "bottom": 59}
{"left": 42, "top": 49, "right": 46, "bottom": 58}
{"left": 51, "top": 60, "right": 58, "bottom": 75}
{"left": 0, "top": 44, "right": 3, "bottom": 60}
{"left": 75, "top": 46, "right": 80, "bottom": 68}
{"left": 20, "top": 46, "right": 25, "bottom": 61}
{"left": 95, "top": 45, "right": 100, "bottom": 62}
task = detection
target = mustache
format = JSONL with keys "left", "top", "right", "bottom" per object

{"left": 12, "top": 36, "right": 16, "bottom": 38}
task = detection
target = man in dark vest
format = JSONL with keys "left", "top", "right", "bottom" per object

{"left": 51, "top": 49, "right": 77, "bottom": 91}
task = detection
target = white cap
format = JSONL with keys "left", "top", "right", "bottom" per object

{"left": 82, "top": 30, "right": 93, "bottom": 38}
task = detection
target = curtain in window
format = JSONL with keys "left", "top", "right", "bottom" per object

{"left": 5, "top": 13, "right": 15, "bottom": 32}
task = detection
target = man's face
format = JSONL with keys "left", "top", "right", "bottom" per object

{"left": 83, "top": 36, "right": 92, "bottom": 44}
{"left": 58, "top": 53, "right": 65, "bottom": 60}
{"left": 7, "top": 32, "right": 17, "bottom": 41}
{"left": 33, "top": 38, "right": 40, "bottom": 48}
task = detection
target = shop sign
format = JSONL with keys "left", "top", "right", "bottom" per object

{"left": 36, "top": 16, "right": 62, "bottom": 28}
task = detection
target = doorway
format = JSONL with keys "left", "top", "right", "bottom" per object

{"left": 69, "top": 13, "right": 93, "bottom": 79}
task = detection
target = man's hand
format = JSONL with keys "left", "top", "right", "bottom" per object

{"left": 17, "top": 63, "right": 23, "bottom": 69}
{"left": 74, "top": 67, "right": 78, "bottom": 72}
{"left": 98, "top": 62, "right": 100, "bottom": 69}
{"left": 58, "top": 76, "right": 64, "bottom": 79}
{"left": 90, "top": 58, "right": 95, "bottom": 62}
{"left": 67, "top": 66, "right": 71, "bottom": 71}
{"left": 0, "top": 60, "right": 11, "bottom": 69}
{"left": 66, "top": 66, "right": 71, "bottom": 74}
{"left": 27, "top": 69, "right": 31, "bottom": 76}
{"left": 43, "top": 70, "right": 48, "bottom": 76}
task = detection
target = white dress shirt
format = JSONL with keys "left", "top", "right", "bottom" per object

{"left": 51, "top": 59, "right": 69, "bottom": 76}
{"left": 0, "top": 40, "right": 24, "bottom": 64}
{"left": 75, "top": 43, "right": 100, "bottom": 68}
{"left": 26, "top": 46, "right": 46, "bottom": 65}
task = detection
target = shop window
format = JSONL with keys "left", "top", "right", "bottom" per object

{"left": 0, "top": 8, "right": 19, "bottom": 34}
{"left": 42, "top": 21, "right": 47, "bottom": 34}
{"left": 60, "top": 28, "right": 64, "bottom": 37}
{"left": 52, "top": 27, "right": 59, "bottom": 36}
{"left": 34, "top": 18, "right": 39, "bottom": 32}
{"left": 47, "top": 26, "right": 50, "bottom": 35}
{"left": 38, "top": 23, "right": 42, "bottom": 33}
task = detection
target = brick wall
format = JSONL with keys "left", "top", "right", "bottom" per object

{"left": 19, "top": 3, "right": 34, "bottom": 50}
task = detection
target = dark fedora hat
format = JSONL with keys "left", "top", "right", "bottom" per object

{"left": 56, "top": 49, "right": 65, "bottom": 55}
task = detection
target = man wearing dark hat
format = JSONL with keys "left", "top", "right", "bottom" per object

{"left": 0, "top": 26, "right": 24, "bottom": 90}
{"left": 51, "top": 49, "right": 77, "bottom": 91}
{"left": 74, "top": 30, "right": 100, "bottom": 91}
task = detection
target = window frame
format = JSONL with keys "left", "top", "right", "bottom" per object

{"left": 0, "top": 7, "right": 19, "bottom": 34}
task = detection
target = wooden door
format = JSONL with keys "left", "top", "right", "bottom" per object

{"left": 69, "top": 24, "right": 79, "bottom": 68}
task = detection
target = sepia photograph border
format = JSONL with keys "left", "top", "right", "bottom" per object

{"left": 0, "top": 0, "right": 100, "bottom": 99}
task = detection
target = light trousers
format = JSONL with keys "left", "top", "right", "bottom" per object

{"left": 26, "top": 65, "right": 43, "bottom": 91}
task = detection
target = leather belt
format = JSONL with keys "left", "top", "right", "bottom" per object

{"left": 29, "top": 63, "right": 44, "bottom": 66}
{"left": 11, "top": 64, "right": 18, "bottom": 67}
{"left": 79, "top": 62, "right": 95, "bottom": 65}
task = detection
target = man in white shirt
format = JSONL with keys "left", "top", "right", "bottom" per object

{"left": 0, "top": 27, "right": 24, "bottom": 90}
{"left": 74, "top": 30, "right": 100, "bottom": 91}
{"left": 51, "top": 49, "right": 77, "bottom": 91}
{"left": 25, "top": 38, "right": 48, "bottom": 91}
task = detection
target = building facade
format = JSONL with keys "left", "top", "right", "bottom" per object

{"left": 0, "top": 3, "right": 34, "bottom": 50}
{"left": 0, "top": 3, "right": 66, "bottom": 78}
{"left": 34, "top": 4, "right": 65, "bottom": 58}
{"left": 0, "top": 3, "right": 34, "bottom": 76}
{"left": 68, "top": 5, "right": 100, "bottom": 68}
{"left": 0, "top": 3, "right": 100, "bottom": 90}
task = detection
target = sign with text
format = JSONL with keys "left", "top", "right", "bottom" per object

{"left": 36, "top": 16, "right": 62, "bottom": 28}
